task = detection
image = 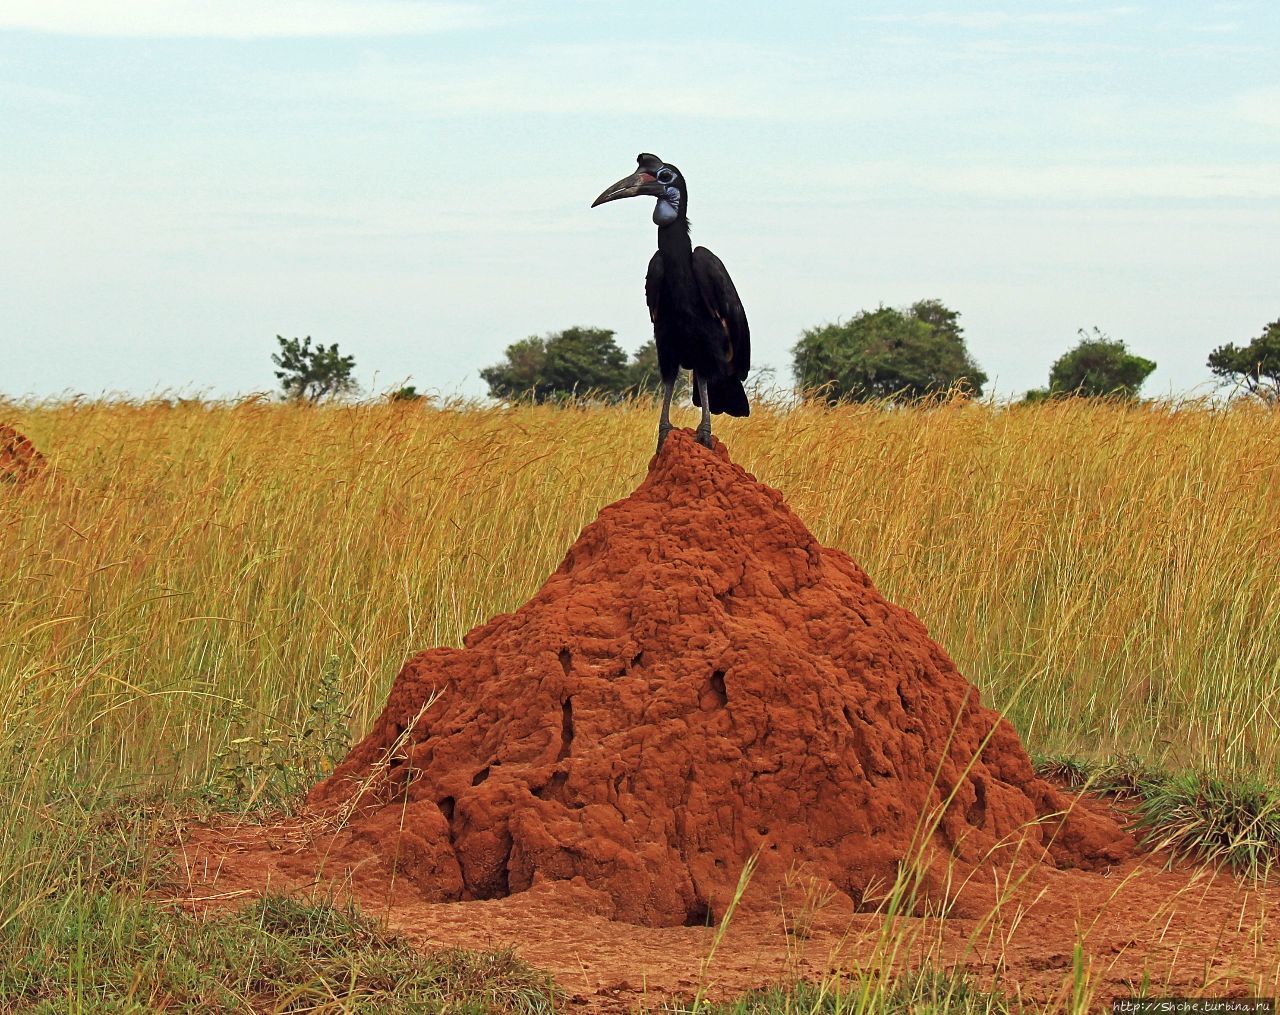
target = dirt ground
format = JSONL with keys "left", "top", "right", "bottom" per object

{"left": 169, "top": 806, "right": 1280, "bottom": 1013}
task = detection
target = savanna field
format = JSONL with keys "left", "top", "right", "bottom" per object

{"left": 3, "top": 398, "right": 1279, "bottom": 1011}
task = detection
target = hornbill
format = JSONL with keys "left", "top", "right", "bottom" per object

{"left": 592, "top": 153, "right": 750, "bottom": 452}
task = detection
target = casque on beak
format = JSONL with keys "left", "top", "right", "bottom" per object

{"left": 591, "top": 171, "right": 665, "bottom": 208}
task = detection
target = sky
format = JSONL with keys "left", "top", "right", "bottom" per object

{"left": 2, "top": 0, "right": 1277, "bottom": 401}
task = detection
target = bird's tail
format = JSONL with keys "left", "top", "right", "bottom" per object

{"left": 694, "top": 375, "right": 751, "bottom": 417}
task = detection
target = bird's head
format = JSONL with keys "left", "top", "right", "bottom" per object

{"left": 591, "top": 153, "right": 686, "bottom": 227}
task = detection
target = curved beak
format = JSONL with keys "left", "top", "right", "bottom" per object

{"left": 591, "top": 171, "right": 664, "bottom": 208}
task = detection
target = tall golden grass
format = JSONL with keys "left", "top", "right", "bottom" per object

{"left": 2, "top": 396, "right": 1278, "bottom": 808}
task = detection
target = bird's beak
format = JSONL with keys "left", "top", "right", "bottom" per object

{"left": 591, "top": 171, "right": 665, "bottom": 208}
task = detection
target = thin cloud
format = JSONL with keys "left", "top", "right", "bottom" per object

{"left": 0, "top": 0, "right": 490, "bottom": 38}
{"left": 857, "top": 7, "right": 1142, "bottom": 29}
{"left": 1230, "top": 87, "right": 1280, "bottom": 129}
{"left": 270, "top": 42, "right": 822, "bottom": 119}
{"left": 799, "top": 162, "right": 1280, "bottom": 202}
{"left": 4, "top": 80, "right": 85, "bottom": 106}
{"left": 936, "top": 163, "right": 1280, "bottom": 201}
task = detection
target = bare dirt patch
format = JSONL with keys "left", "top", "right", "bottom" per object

{"left": 171, "top": 820, "right": 1279, "bottom": 1010}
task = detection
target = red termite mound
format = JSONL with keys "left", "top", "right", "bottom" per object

{"left": 308, "top": 430, "right": 1131, "bottom": 927}
{"left": 0, "top": 425, "right": 46, "bottom": 487}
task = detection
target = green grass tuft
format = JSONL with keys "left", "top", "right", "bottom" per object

{"left": 0, "top": 890, "right": 559, "bottom": 1013}
{"left": 1030, "top": 752, "right": 1099, "bottom": 789}
{"left": 196, "top": 659, "right": 352, "bottom": 814}
{"left": 1132, "top": 771, "right": 1280, "bottom": 878}
{"left": 0, "top": 796, "right": 558, "bottom": 1013}
{"left": 1034, "top": 753, "right": 1280, "bottom": 877}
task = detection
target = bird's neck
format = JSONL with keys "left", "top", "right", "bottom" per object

{"left": 656, "top": 222, "right": 693, "bottom": 264}
{"left": 656, "top": 224, "right": 698, "bottom": 306}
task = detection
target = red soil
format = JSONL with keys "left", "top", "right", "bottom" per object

{"left": 303, "top": 428, "right": 1129, "bottom": 926}
{"left": 172, "top": 826, "right": 1280, "bottom": 1010}
{"left": 0, "top": 424, "right": 45, "bottom": 487}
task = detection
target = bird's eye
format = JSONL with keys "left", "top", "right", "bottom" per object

{"left": 656, "top": 168, "right": 676, "bottom": 184}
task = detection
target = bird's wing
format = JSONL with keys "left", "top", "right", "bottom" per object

{"left": 692, "top": 246, "right": 750, "bottom": 379}
{"left": 645, "top": 250, "right": 663, "bottom": 324}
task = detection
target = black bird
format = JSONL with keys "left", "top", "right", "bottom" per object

{"left": 592, "top": 153, "right": 750, "bottom": 452}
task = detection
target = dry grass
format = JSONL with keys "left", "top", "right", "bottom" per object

{"left": 2, "top": 393, "right": 1278, "bottom": 1006}
{"left": 4, "top": 396, "right": 1277, "bottom": 800}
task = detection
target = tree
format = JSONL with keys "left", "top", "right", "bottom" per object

{"left": 622, "top": 339, "right": 691, "bottom": 400}
{"left": 271, "top": 335, "right": 357, "bottom": 403}
{"left": 624, "top": 339, "right": 664, "bottom": 396}
{"left": 1032, "top": 328, "right": 1156, "bottom": 399}
{"left": 1207, "top": 319, "right": 1280, "bottom": 404}
{"left": 480, "top": 326, "right": 633, "bottom": 403}
{"left": 481, "top": 336, "right": 551, "bottom": 401}
{"left": 387, "top": 385, "right": 422, "bottom": 402}
{"left": 909, "top": 298, "right": 963, "bottom": 344}
{"left": 792, "top": 300, "right": 987, "bottom": 403}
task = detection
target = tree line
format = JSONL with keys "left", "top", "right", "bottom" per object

{"left": 269, "top": 309, "right": 1280, "bottom": 406}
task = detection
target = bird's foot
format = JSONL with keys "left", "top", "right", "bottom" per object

{"left": 656, "top": 422, "right": 673, "bottom": 453}
{"left": 694, "top": 422, "right": 713, "bottom": 449}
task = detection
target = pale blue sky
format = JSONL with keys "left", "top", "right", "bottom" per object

{"left": 3, "top": 1, "right": 1277, "bottom": 400}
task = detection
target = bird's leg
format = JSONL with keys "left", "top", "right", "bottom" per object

{"left": 656, "top": 378, "right": 675, "bottom": 452}
{"left": 695, "top": 374, "right": 713, "bottom": 448}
